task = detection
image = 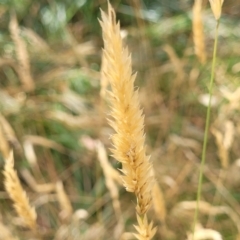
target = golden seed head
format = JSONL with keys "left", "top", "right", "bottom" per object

{"left": 100, "top": 2, "right": 153, "bottom": 215}
{"left": 3, "top": 151, "right": 37, "bottom": 230}
{"left": 209, "top": 0, "right": 224, "bottom": 20}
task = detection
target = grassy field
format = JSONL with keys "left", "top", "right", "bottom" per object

{"left": 0, "top": 0, "right": 240, "bottom": 239}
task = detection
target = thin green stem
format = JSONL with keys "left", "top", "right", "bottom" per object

{"left": 192, "top": 20, "right": 220, "bottom": 236}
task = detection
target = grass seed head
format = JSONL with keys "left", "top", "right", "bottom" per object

{"left": 3, "top": 151, "right": 37, "bottom": 230}
{"left": 100, "top": 2, "right": 156, "bottom": 239}
{"left": 209, "top": 0, "right": 224, "bottom": 20}
{"left": 100, "top": 2, "right": 154, "bottom": 215}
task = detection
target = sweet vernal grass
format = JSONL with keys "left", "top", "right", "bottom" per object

{"left": 193, "top": 0, "right": 224, "bottom": 236}
{"left": 100, "top": 2, "right": 156, "bottom": 239}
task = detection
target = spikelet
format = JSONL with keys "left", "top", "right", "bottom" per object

{"left": 209, "top": 0, "right": 224, "bottom": 20}
{"left": 100, "top": 2, "right": 156, "bottom": 239}
{"left": 192, "top": 0, "right": 206, "bottom": 63}
{"left": 3, "top": 151, "right": 37, "bottom": 230}
{"left": 134, "top": 215, "right": 157, "bottom": 240}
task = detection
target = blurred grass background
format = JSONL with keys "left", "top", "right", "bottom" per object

{"left": 1, "top": 0, "right": 240, "bottom": 239}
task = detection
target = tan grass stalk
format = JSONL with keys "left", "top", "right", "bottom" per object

{"left": 163, "top": 44, "right": 185, "bottom": 82}
{"left": 0, "top": 114, "right": 20, "bottom": 151}
{"left": 96, "top": 140, "right": 121, "bottom": 185}
{"left": 100, "top": 2, "right": 156, "bottom": 238}
{"left": 152, "top": 181, "right": 166, "bottom": 224}
{"left": 192, "top": 0, "right": 206, "bottom": 64}
{"left": 0, "top": 120, "right": 10, "bottom": 159}
{"left": 209, "top": 0, "right": 224, "bottom": 20}
{"left": 3, "top": 151, "right": 37, "bottom": 230}
{"left": 9, "top": 12, "right": 35, "bottom": 91}
{"left": 211, "top": 121, "right": 234, "bottom": 169}
{"left": 56, "top": 181, "right": 73, "bottom": 221}
{"left": 0, "top": 221, "right": 19, "bottom": 240}
{"left": 100, "top": 51, "right": 108, "bottom": 100}
{"left": 24, "top": 135, "right": 67, "bottom": 153}
{"left": 173, "top": 200, "right": 240, "bottom": 233}
{"left": 163, "top": 44, "right": 185, "bottom": 107}
{"left": 96, "top": 141, "right": 124, "bottom": 237}
{"left": 22, "top": 139, "right": 42, "bottom": 179}
{"left": 20, "top": 168, "right": 55, "bottom": 193}
{"left": 96, "top": 141, "right": 122, "bottom": 216}
{"left": 22, "top": 27, "right": 50, "bottom": 52}
{"left": 211, "top": 127, "right": 228, "bottom": 168}
{"left": 223, "top": 120, "right": 234, "bottom": 150}
{"left": 46, "top": 110, "right": 99, "bottom": 128}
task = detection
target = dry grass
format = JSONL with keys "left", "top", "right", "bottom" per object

{"left": 0, "top": 1, "right": 239, "bottom": 239}
{"left": 0, "top": 118, "right": 10, "bottom": 159}
{"left": 56, "top": 181, "right": 73, "bottom": 222}
{"left": 96, "top": 140, "right": 124, "bottom": 237}
{"left": 192, "top": 0, "right": 206, "bottom": 64}
{"left": 9, "top": 12, "right": 35, "bottom": 92}
{"left": 0, "top": 221, "right": 19, "bottom": 240}
{"left": 96, "top": 140, "right": 122, "bottom": 217}
{"left": 3, "top": 151, "right": 37, "bottom": 230}
{"left": 100, "top": 2, "right": 156, "bottom": 238}
{"left": 209, "top": 0, "right": 225, "bottom": 20}
{"left": 151, "top": 181, "right": 166, "bottom": 225}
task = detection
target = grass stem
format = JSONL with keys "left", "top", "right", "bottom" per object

{"left": 192, "top": 19, "right": 220, "bottom": 237}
